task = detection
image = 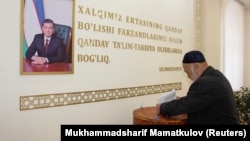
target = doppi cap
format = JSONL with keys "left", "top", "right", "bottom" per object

{"left": 182, "top": 50, "right": 206, "bottom": 63}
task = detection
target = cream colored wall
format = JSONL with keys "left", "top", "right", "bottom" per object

{"left": 0, "top": 0, "right": 194, "bottom": 141}
{"left": 201, "top": 0, "right": 222, "bottom": 70}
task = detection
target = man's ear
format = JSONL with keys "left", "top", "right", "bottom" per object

{"left": 194, "top": 63, "right": 202, "bottom": 72}
{"left": 193, "top": 63, "right": 199, "bottom": 68}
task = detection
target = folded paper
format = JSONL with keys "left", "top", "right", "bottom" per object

{"left": 158, "top": 89, "right": 176, "bottom": 103}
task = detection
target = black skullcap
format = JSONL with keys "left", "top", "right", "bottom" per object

{"left": 182, "top": 50, "right": 206, "bottom": 63}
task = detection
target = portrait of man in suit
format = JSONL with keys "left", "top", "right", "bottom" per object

{"left": 21, "top": 0, "right": 73, "bottom": 74}
{"left": 25, "top": 18, "right": 65, "bottom": 64}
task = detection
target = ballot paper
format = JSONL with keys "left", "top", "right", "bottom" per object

{"left": 158, "top": 89, "right": 176, "bottom": 103}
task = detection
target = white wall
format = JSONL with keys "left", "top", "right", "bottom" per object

{"left": 244, "top": 7, "right": 250, "bottom": 86}
{"left": 202, "top": 0, "right": 246, "bottom": 90}
{"left": 223, "top": 0, "right": 244, "bottom": 90}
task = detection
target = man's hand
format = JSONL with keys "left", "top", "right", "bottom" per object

{"left": 156, "top": 96, "right": 180, "bottom": 116}
{"left": 156, "top": 103, "right": 161, "bottom": 115}
{"left": 31, "top": 56, "right": 46, "bottom": 64}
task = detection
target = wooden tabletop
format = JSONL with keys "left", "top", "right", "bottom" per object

{"left": 133, "top": 106, "right": 187, "bottom": 125}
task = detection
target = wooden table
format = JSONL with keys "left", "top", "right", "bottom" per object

{"left": 22, "top": 58, "right": 72, "bottom": 73}
{"left": 133, "top": 106, "right": 187, "bottom": 125}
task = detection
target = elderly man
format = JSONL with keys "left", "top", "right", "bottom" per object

{"left": 156, "top": 50, "right": 240, "bottom": 125}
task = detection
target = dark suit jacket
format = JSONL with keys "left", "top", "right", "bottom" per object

{"left": 160, "top": 66, "right": 240, "bottom": 125}
{"left": 26, "top": 34, "right": 65, "bottom": 63}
